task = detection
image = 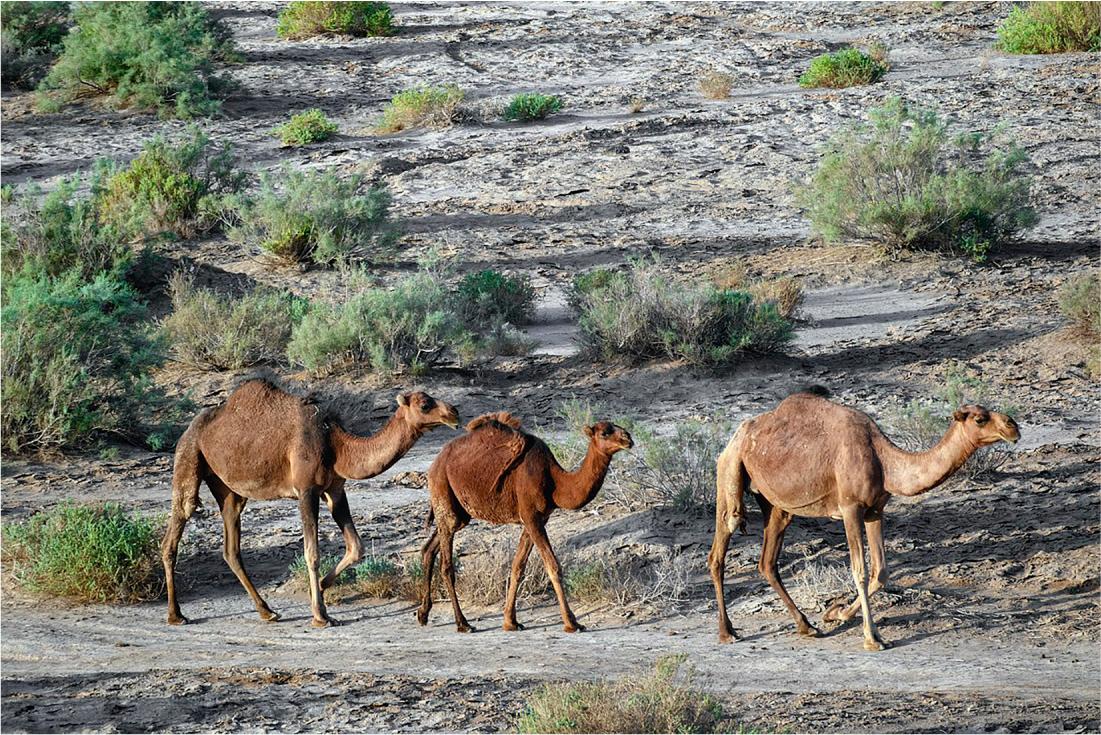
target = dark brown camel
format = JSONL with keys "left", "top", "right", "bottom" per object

{"left": 162, "top": 379, "right": 458, "bottom": 628}
{"left": 416, "top": 413, "right": 633, "bottom": 633}
{"left": 709, "top": 387, "right": 1020, "bottom": 651}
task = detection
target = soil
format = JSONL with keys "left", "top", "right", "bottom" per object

{"left": 2, "top": 2, "right": 1099, "bottom": 733}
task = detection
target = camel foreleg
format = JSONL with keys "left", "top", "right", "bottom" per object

{"left": 321, "top": 484, "right": 364, "bottom": 590}
{"left": 841, "top": 505, "right": 887, "bottom": 651}
{"left": 825, "top": 514, "right": 887, "bottom": 624}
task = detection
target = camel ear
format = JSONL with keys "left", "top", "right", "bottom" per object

{"left": 583, "top": 425, "right": 595, "bottom": 438}
{"left": 952, "top": 408, "right": 969, "bottom": 422}
{"left": 396, "top": 392, "right": 410, "bottom": 407}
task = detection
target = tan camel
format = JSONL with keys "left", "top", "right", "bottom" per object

{"left": 708, "top": 387, "right": 1020, "bottom": 651}
{"left": 162, "top": 378, "right": 459, "bottom": 628}
{"left": 416, "top": 413, "right": 633, "bottom": 633}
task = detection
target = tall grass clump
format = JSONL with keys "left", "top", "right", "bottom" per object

{"left": 230, "top": 169, "right": 396, "bottom": 266}
{"left": 799, "top": 47, "right": 888, "bottom": 88}
{"left": 36, "top": 2, "right": 236, "bottom": 118}
{"left": 98, "top": 128, "right": 245, "bottom": 239}
{"left": 797, "top": 97, "right": 1037, "bottom": 261}
{"left": 163, "top": 273, "right": 307, "bottom": 370}
{"left": 287, "top": 270, "right": 472, "bottom": 375}
{"left": 997, "top": 2, "right": 1100, "bottom": 53}
{"left": 2, "top": 503, "right": 162, "bottom": 602}
{"left": 273, "top": 108, "right": 339, "bottom": 146}
{"left": 377, "top": 85, "right": 463, "bottom": 133}
{"left": 0, "top": 1, "right": 72, "bottom": 90}
{"left": 575, "top": 260, "right": 792, "bottom": 366}
{"left": 277, "top": 1, "right": 393, "bottom": 39}
{"left": 502, "top": 93, "right": 563, "bottom": 122}
{"left": 517, "top": 655, "right": 730, "bottom": 734}
{"left": 1, "top": 270, "right": 177, "bottom": 453}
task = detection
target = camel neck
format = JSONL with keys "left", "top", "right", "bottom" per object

{"left": 875, "top": 422, "right": 978, "bottom": 497}
{"left": 550, "top": 443, "right": 613, "bottom": 510}
{"left": 331, "top": 412, "right": 421, "bottom": 481}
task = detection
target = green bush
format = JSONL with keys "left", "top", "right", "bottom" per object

{"left": 36, "top": 1, "right": 236, "bottom": 118}
{"left": 230, "top": 169, "right": 396, "bottom": 266}
{"left": 163, "top": 272, "right": 307, "bottom": 370}
{"left": 797, "top": 97, "right": 1037, "bottom": 261}
{"left": 2, "top": 503, "right": 162, "bottom": 602}
{"left": 287, "top": 270, "right": 472, "bottom": 375}
{"left": 567, "top": 268, "right": 617, "bottom": 313}
{"left": 575, "top": 259, "right": 792, "bottom": 366}
{"left": 517, "top": 655, "right": 729, "bottom": 734}
{"left": 503, "top": 93, "right": 563, "bottom": 122}
{"left": 0, "top": 1, "right": 72, "bottom": 90}
{"left": 799, "top": 47, "right": 888, "bottom": 88}
{"left": 456, "top": 269, "right": 535, "bottom": 327}
{"left": 997, "top": 2, "right": 1100, "bottom": 53}
{"left": 632, "top": 419, "right": 732, "bottom": 512}
{"left": 1058, "top": 270, "right": 1100, "bottom": 337}
{"left": 273, "top": 108, "right": 339, "bottom": 146}
{"left": 276, "top": 1, "right": 393, "bottom": 40}
{"left": 377, "top": 85, "right": 463, "bottom": 133}
{"left": 0, "top": 269, "right": 177, "bottom": 453}
{"left": 98, "top": 127, "right": 245, "bottom": 239}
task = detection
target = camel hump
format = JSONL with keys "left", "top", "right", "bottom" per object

{"left": 466, "top": 411, "right": 523, "bottom": 432}
{"left": 794, "top": 384, "right": 831, "bottom": 398}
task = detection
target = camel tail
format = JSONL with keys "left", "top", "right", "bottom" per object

{"left": 170, "top": 409, "right": 214, "bottom": 518}
{"left": 715, "top": 424, "right": 750, "bottom": 535}
{"left": 424, "top": 506, "right": 434, "bottom": 531}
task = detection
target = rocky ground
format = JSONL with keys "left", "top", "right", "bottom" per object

{"left": 2, "top": 2, "right": 1099, "bottom": 733}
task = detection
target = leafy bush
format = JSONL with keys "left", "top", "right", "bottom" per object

{"left": 0, "top": 1, "right": 71, "bottom": 90}
{"left": 502, "top": 93, "right": 563, "bottom": 122}
{"left": 517, "top": 655, "right": 729, "bottom": 734}
{"left": 230, "top": 169, "right": 396, "bottom": 266}
{"left": 37, "top": 2, "right": 236, "bottom": 118}
{"left": 631, "top": 419, "right": 732, "bottom": 512}
{"left": 575, "top": 259, "right": 792, "bottom": 366}
{"left": 797, "top": 97, "right": 1037, "bottom": 261}
{"left": 997, "top": 2, "right": 1100, "bottom": 53}
{"left": 377, "top": 85, "right": 463, "bottom": 133}
{"left": 273, "top": 108, "right": 339, "bottom": 146}
{"left": 1058, "top": 270, "right": 1100, "bottom": 337}
{"left": 456, "top": 269, "right": 535, "bottom": 327}
{"left": 163, "top": 272, "right": 306, "bottom": 370}
{"left": 698, "top": 70, "right": 733, "bottom": 99}
{"left": 799, "top": 47, "right": 888, "bottom": 88}
{"left": 276, "top": 1, "right": 393, "bottom": 40}
{"left": 98, "top": 128, "right": 245, "bottom": 239}
{"left": 2, "top": 503, "right": 162, "bottom": 602}
{"left": 1, "top": 269, "right": 176, "bottom": 453}
{"left": 287, "top": 270, "right": 472, "bottom": 375}
{"left": 567, "top": 268, "right": 617, "bottom": 313}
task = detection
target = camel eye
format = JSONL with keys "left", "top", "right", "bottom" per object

{"left": 602, "top": 426, "right": 613, "bottom": 437}
{"left": 974, "top": 416, "right": 988, "bottom": 425}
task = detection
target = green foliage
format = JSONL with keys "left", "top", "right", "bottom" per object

{"left": 799, "top": 47, "right": 888, "bottom": 88}
{"left": 36, "top": 1, "right": 236, "bottom": 118}
{"left": 230, "top": 169, "right": 396, "bottom": 266}
{"left": 997, "top": 2, "right": 1100, "bottom": 53}
{"left": 287, "top": 269, "right": 472, "bottom": 375}
{"left": 2, "top": 503, "right": 162, "bottom": 602}
{"left": 98, "top": 127, "right": 245, "bottom": 239}
{"left": 377, "top": 85, "right": 463, "bottom": 133}
{"left": 567, "top": 268, "right": 617, "bottom": 313}
{"left": 1058, "top": 270, "right": 1101, "bottom": 337}
{"left": 162, "top": 272, "right": 306, "bottom": 370}
{"left": 456, "top": 269, "right": 535, "bottom": 327}
{"left": 273, "top": 108, "right": 339, "bottom": 146}
{"left": 503, "top": 93, "right": 563, "bottom": 122}
{"left": 1, "top": 269, "right": 178, "bottom": 453}
{"left": 632, "top": 419, "right": 732, "bottom": 512}
{"left": 575, "top": 260, "right": 792, "bottom": 366}
{"left": 517, "top": 655, "right": 730, "bottom": 734}
{"left": 797, "top": 97, "right": 1037, "bottom": 260}
{"left": 0, "top": 1, "right": 72, "bottom": 89}
{"left": 276, "top": 1, "right": 393, "bottom": 40}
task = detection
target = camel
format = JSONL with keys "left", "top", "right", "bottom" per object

{"left": 708, "top": 387, "right": 1020, "bottom": 651}
{"left": 162, "top": 378, "right": 459, "bottom": 628}
{"left": 416, "top": 412, "right": 633, "bottom": 633}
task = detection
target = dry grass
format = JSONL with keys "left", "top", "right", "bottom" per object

{"left": 628, "top": 96, "right": 647, "bottom": 113}
{"left": 698, "top": 70, "right": 734, "bottom": 99}
{"left": 714, "top": 263, "right": 804, "bottom": 319}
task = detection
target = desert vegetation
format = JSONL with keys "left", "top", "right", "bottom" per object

{"left": 273, "top": 108, "right": 339, "bottom": 146}
{"left": 698, "top": 70, "right": 734, "bottom": 99}
{"left": 0, "top": 0, "right": 71, "bottom": 90}
{"left": 1058, "top": 270, "right": 1101, "bottom": 377}
{"left": 799, "top": 47, "right": 889, "bottom": 88}
{"left": 996, "top": 1, "right": 1100, "bottom": 54}
{"left": 35, "top": 1, "right": 236, "bottom": 118}
{"left": 276, "top": 1, "right": 394, "bottom": 40}
{"left": 1, "top": 503, "right": 162, "bottom": 602}
{"left": 798, "top": 97, "right": 1037, "bottom": 260}
{"left": 502, "top": 93, "right": 564, "bottom": 121}
{"left": 376, "top": 85, "right": 464, "bottom": 133}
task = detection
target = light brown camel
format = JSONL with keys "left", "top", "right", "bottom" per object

{"left": 162, "top": 379, "right": 459, "bottom": 628}
{"left": 416, "top": 413, "right": 633, "bottom": 633}
{"left": 708, "top": 387, "right": 1020, "bottom": 651}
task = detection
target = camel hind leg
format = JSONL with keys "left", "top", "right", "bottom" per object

{"left": 415, "top": 528, "right": 440, "bottom": 626}
{"left": 208, "top": 476, "right": 279, "bottom": 622}
{"left": 709, "top": 438, "right": 749, "bottom": 643}
{"left": 162, "top": 426, "right": 205, "bottom": 626}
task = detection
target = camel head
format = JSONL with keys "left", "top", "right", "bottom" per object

{"left": 583, "top": 421, "right": 634, "bottom": 455}
{"left": 397, "top": 391, "right": 460, "bottom": 430}
{"left": 952, "top": 405, "right": 1020, "bottom": 446}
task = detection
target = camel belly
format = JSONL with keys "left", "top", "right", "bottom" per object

{"left": 451, "top": 484, "right": 520, "bottom": 524}
{"left": 749, "top": 478, "right": 837, "bottom": 518}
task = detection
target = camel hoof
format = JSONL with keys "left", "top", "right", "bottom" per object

{"left": 503, "top": 621, "right": 525, "bottom": 632}
{"left": 563, "top": 623, "right": 585, "bottom": 633}
{"left": 415, "top": 610, "right": 429, "bottom": 626}
{"left": 864, "top": 638, "right": 888, "bottom": 652}
{"left": 167, "top": 614, "right": 189, "bottom": 626}
{"left": 456, "top": 623, "right": 474, "bottom": 633}
{"left": 799, "top": 624, "right": 821, "bottom": 638}
{"left": 311, "top": 617, "right": 338, "bottom": 629}
{"left": 823, "top": 603, "right": 847, "bottom": 624}
{"left": 260, "top": 610, "right": 281, "bottom": 623}
{"left": 718, "top": 632, "right": 739, "bottom": 644}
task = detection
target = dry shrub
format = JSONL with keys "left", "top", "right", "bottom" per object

{"left": 714, "top": 263, "right": 804, "bottom": 319}
{"left": 698, "top": 70, "right": 733, "bottom": 99}
{"left": 376, "top": 85, "right": 463, "bottom": 133}
{"left": 1057, "top": 270, "right": 1100, "bottom": 338}
{"left": 629, "top": 96, "right": 647, "bottom": 113}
